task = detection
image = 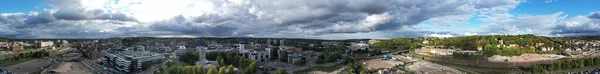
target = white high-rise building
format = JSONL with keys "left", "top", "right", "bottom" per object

{"left": 279, "top": 40, "right": 285, "bottom": 46}
{"left": 267, "top": 39, "right": 272, "bottom": 45}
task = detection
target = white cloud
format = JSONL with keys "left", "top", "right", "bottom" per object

{"left": 477, "top": 12, "right": 565, "bottom": 35}
{"left": 464, "top": 32, "right": 478, "bottom": 36}
{"left": 428, "top": 33, "right": 455, "bottom": 38}
{"left": 544, "top": 0, "right": 558, "bottom": 3}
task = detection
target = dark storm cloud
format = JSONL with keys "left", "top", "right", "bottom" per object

{"left": 1, "top": 0, "right": 524, "bottom": 39}
{"left": 551, "top": 21, "right": 600, "bottom": 36}
{"left": 589, "top": 12, "right": 600, "bottom": 20}
{"left": 150, "top": 15, "right": 239, "bottom": 36}
{"left": 149, "top": 0, "right": 502, "bottom": 37}
{"left": 550, "top": 12, "right": 600, "bottom": 36}
{"left": 24, "top": 11, "right": 57, "bottom": 25}
{"left": 0, "top": 11, "right": 140, "bottom": 38}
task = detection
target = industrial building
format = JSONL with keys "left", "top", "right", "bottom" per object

{"left": 101, "top": 51, "right": 165, "bottom": 73}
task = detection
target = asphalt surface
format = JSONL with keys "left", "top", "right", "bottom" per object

{"left": 1, "top": 59, "right": 54, "bottom": 74}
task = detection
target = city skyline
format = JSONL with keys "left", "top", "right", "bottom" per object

{"left": 1, "top": 0, "right": 600, "bottom": 39}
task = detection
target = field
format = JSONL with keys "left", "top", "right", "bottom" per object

{"left": 51, "top": 62, "right": 93, "bottom": 74}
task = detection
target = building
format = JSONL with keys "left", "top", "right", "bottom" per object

{"left": 37, "top": 41, "right": 54, "bottom": 48}
{"left": 78, "top": 42, "right": 101, "bottom": 59}
{"left": 321, "top": 42, "right": 340, "bottom": 46}
{"left": 417, "top": 46, "right": 456, "bottom": 55}
{"left": 247, "top": 49, "right": 270, "bottom": 62}
{"left": 368, "top": 40, "right": 381, "bottom": 45}
{"left": 101, "top": 51, "right": 165, "bottom": 73}
{"left": 238, "top": 43, "right": 249, "bottom": 51}
{"left": 455, "top": 51, "right": 481, "bottom": 55}
{"left": 276, "top": 47, "right": 304, "bottom": 63}
{"left": 422, "top": 40, "right": 429, "bottom": 44}
{"left": 267, "top": 39, "right": 272, "bottom": 45}
{"left": 349, "top": 42, "right": 369, "bottom": 51}
{"left": 8, "top": 46, "right": 23, "bottom": 51}
{"left": 277, "top": 49, "right": 289, "bottom": 62}
{"left": 279, "top": 40, "right": 285, "bottom": 46}
{"left": 287, "top": 53, "right": 302, "bottom": 64}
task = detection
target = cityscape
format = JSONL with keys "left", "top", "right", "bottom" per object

{"left": 2, "top": 0, "right": 600, "bottom": 74}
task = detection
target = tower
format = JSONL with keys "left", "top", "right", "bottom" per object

{"left": 279, "top": 40, "right": 284, "bottom": 46}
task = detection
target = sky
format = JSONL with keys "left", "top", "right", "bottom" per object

{"left": 1, "top": 0, "right": 600, "bottom": 39}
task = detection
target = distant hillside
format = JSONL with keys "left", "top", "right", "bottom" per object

{"left": 0, "top": 37, "right": 8, "bottom": 42}
{"left": 552, "top": 36, "right": 600, "bottom": 40}
{"left": 425, "top": 34, "right": 567, "bottom": 51}
{"left": 373, "top": 34, "right": 569, "bottom": 56}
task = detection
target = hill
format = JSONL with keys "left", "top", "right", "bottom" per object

{"left": 372, "top": 34, "right": 569, "bottom": 56}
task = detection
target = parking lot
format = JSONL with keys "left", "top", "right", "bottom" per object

{"left": 1, "top": 58, "right": 55, "bottom": 74}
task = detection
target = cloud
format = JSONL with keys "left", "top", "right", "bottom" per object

{"left": 551, "top": 12, "right": 600, "bottom": 36}
{"left": 544, "top": 0, "right": 558, "bottom": 3}
{"left": 428, "top": 14, "right": 473, "bottom": 26}
{"left": 472, "top": 0, "right": 522, "bottom": 14}
{"left": 0, "top": 0, "right": 526, "bottom": 39}
{"left": 589, "top": 12, "right": 600, "bottom": 20}
{"left": 476, "top": 12, "right": 565, "bottom": 35}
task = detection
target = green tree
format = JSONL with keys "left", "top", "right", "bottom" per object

{"left": 196, "top": 65, "right": 206, "bottom": 74}
{"left": 244, "top": 61, "right": 258, "bottom": 74}
{"left": 531, "top": 65, "right": 546, "bottom": 74}
{"left": 180, "top": 50, "right": 200, "bottom": 64}
{"left": 548, "top": 63, "right": 556, "bottom": 71}
{"left": 185, "top": 66, "right": 195, "bottom": 74}
{"left": 219, "top": 58, "right": 226, "bottom": 66}
{"left": 577, "top": 59, "right": 585, "bottom": 68}
{"left": 360, "top": 70, "right": 368, "bottom": 74}
{"left": 208, "top": 66, "right": 218, "bottom": 74}
{"left": 275, "top": 68, "right": 288, "bottom": 74}
{"left": 556, "top": 62, "right": 562, "bottom": 70}
{"left": 226, "top": 65, "right": 235, "bottom": 74}
{"left": 346, "top": 62, "right": 363, "bottom": 74}
{"left": 219, "top": 66, "right": 227, "bottom": 74}
{"left": 595, "top": 58, "right": 600, "bottom": 65}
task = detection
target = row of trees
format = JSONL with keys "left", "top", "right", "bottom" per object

{"left": 1, "top": 50, "right": 48, "bottom": 61}
{"left": 426, "top": 34, "right": 565, "bottom": 51}
{"left": 423, "top": 35, "right": 567, "bottom": 58}
{"left": 315, "top": 51, "right": 343, "bottom": 64}
{"left": 0, "top": 38, "right": 7, "bottom": 42}
{"left": 206, "top": 51, "right": 258, "bottom": 73}
{"left": 483, "top": 46, "right": 535, "bottom": 56}
{"left": 206, "top": 51, "right": 256, "bottom": 69}
{"left": 180, "top": 50, "right": 200, "bottom": 64}
{"left": 159, "top": 63, "right": 236, "bottom": 74}
{"left": 166, "top": 51, "right": 259, "bottom": 74}
{"left": 346, "top": 62, "right": 368, "bottom": 74}
{"left": 530, "top": 57, "right": 600, "bottom": 73}
{"left": 371, "top": 38, "right": 421, "bottom": 50}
